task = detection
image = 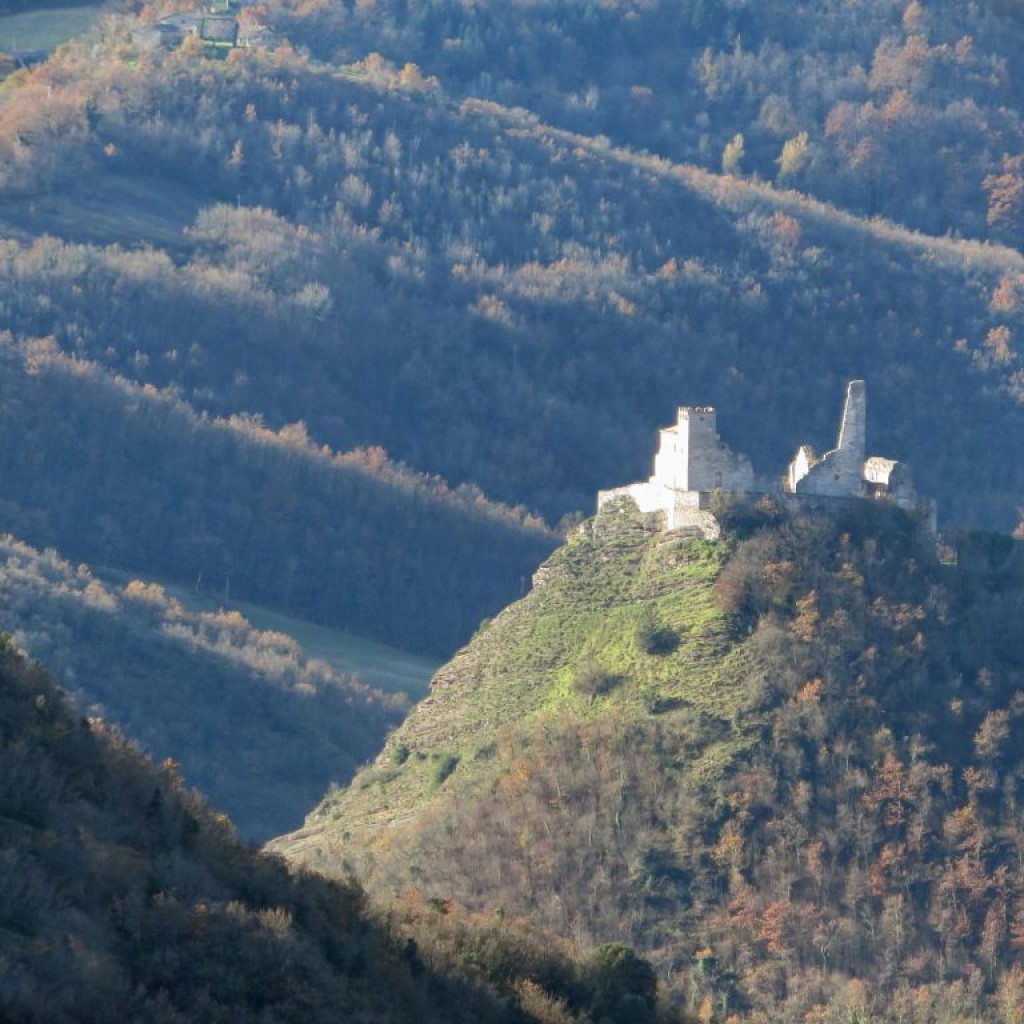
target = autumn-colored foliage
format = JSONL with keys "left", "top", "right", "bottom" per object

{"left": 291, "top": 503, "right": 1024, "bottom": 1022}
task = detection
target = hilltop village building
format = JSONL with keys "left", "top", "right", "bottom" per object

{"left": 598, "top": 380, "right": 936, "bottom": 537}
{"left": 133, "top": 3, "right": 274, "bottom": 52}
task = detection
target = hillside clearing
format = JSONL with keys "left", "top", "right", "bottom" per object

{"left": 96, "top": 567, "right": 437, "bottom": 698}
{"left": 0, "top": 6, "right": 98, "bottom": 53}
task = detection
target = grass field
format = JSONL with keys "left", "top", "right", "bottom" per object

{"left": 0, "top": 172, "right": 204, "bottom": 250}
{"left": 224, "top": 599, "right": 439, "bottom": 698}
{"left": 0, "top": 5, "right": 99, "bottom": 53}
{"left": 96, "top": 568, "right": 439, "bottom": 699}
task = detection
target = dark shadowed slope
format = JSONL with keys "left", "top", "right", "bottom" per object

{"left": 0, "top": 533, "right": 409, "bottom": 839}
{"left": 0, "top": 334, "right": 557, "bottom": 657}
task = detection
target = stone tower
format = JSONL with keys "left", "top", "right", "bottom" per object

{"left": 596, "top": 404, "right": 754, "bottom": 533}
{"left": 650, "top": 407, "right": 752, "bottom": 492}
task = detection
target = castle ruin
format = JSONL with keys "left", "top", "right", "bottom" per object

{"left": 597, "top": 380, "right": 936, "bottom": 537}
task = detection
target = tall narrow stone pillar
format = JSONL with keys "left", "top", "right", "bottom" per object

{"left": 836, "top": 379, "right": 866, "bottom": 462}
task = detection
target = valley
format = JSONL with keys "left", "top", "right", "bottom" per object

{"left": 96, "top": 566, "right": 438, "bottom": 698}
{"left": 0, "top": 533, "right": 413, "bottom": 840}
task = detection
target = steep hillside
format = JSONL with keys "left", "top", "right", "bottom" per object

{"left": 0, "top": 532, "right": 413, "bottom": 839}
{"left": 276, "top": 500, "right": 747, "bottom": 845}
{"left": 273, "top": 499, "right": 1024, "bottom": 1022}
{"left": 0, "top": 634, "right": 686, "bottom": 1024}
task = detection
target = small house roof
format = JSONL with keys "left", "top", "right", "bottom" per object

{"left": 133, "top": 24, "right": 184, "bottom": 48}
{"left": 158, "top": 10, "right": 238, "bottom": 42}
{"left": 199, "top": 14, "right": 237, "bottom": 42}
{"left": 159, "top": 12, "right": 201, "bottom": 29}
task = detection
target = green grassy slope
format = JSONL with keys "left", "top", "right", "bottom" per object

{"left": 180, "top": 593, "right": 437, "bottom": 699}
{"left": 226, "top": 603, "right": 436, "bottom": 697}
{"left": 97, "top": 567, "right": 438, "bottom": 698}
{"left": 0, "top": 171, "right": 203, "bottom": 247}
{"left": 273, "top": 499, "right": 761, "bottom": 856}
{"left": 0, "top": 6, "right": 99, "bottom": 52}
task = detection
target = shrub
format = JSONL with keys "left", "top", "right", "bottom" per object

{"left": 634, "top": 607, "right": 678, "bottom": 655}
{"left": 572, "top": 659, "right": 621, "bottom": 698}
{"left": 584, "top": 943, "right": 657, "bottom": 1024}
{"left": 431, "top": 753, "right": 460, "bottom": 788}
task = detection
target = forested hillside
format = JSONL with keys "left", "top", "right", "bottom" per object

{"left": 5, "top": 2, "right": 1024, "bottom": 1020}
{"left": 0, "top": 6, "right": 1022, "bottom": 548}
{"left": 275, "top": 501, "right": 1024, "bottom": 1022}
{"left": 0, "top": 637, "right": 687, "bottom": 1023}
{"left": 280, "top": 0, "right": 1024, "bottom": 246}
{"left": 0, "top": 333, "right": 555, "bottom": 656}
{"left": 0, "top": 532, "right": 409, "bottom": 839}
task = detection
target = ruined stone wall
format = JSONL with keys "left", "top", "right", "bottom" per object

{"left": 597, "top": 481, "right": 671, "bottom": 517}
{"left": 787, "top": 447, "right": 814, "bottom": 493}
{"left": 837, "top": 380, "right": 866, "bottom": 454}
{"left": 652, "top": 422, "right": 687, "bottom": 490}
{"left": 790, "top": 380, "right": 866, "bottom": 499}
{"left": 597, "top": 379, "right": 935, "bottom": 539}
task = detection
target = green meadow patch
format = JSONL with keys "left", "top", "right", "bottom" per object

{"left": 0, "top": 5, "right": 99, "bottom": 53}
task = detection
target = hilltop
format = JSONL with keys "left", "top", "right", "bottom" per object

{"left": 272, "top": 498, "right": 1024, "bottom": 1021}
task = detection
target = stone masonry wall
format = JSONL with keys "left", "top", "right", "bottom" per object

{"left": 791, "top": 380, "right": 866, "bottom": 499}
{"left": 678, "top": 408, "right": 755, "bottom": 492}
{"left": 597, "top": 379, "right": 933, "bottom": 537}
